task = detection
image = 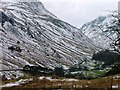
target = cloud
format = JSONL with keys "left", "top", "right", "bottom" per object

{"left": 40, "top": 0, "right": 117, "bottom": 3}
{"left": 41, "top": 0, "right": 119, "bottom": 27}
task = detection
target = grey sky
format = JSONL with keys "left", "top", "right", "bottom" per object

{"left": 40, "top": 0, "right": 119, "bottom": 28}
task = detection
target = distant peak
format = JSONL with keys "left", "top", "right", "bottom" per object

{"left": 0, "top": 0, "right": 40, "bottom": 2}
{"left": 0, "top": 0, "right": 57, "bottom": 19}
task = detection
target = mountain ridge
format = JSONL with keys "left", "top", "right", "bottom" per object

{"left": 80, "top": 15, "right": 116, "bottom": 49}
{"left": 0, "top": 1, "right": 99, "bottom": 78}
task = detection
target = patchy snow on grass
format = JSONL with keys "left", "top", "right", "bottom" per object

{"left": 39, "top": 76, "right": 48, "bottom": 80}
{"left": 39, "top": 76, "right": 57, "bottom": 81}
{"left": 62, "top": 79, "right": 79, "bottom": 82}
{"left": 113, "top": 75, "right": 120, "bottom": 79}
{"left": 0, "top": 78, "right": 33, "bottom": 88}
{"left": 39, "top": 76, "right": 79, "bottom": 82}
{"left": 112, "top": 85, "right": 119, "bottom": 88}
{"left": 0, "top": 83, "right": 19, "bottom": 88}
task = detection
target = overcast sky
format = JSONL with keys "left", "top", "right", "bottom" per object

{"left": 40, "top": 0, "right": 119, "bottom": 28}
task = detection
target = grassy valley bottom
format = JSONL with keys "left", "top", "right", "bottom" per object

{"left": 1, "top": 74, "right": 120, "bottom": 90}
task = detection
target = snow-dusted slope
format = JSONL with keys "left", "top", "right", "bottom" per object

{"left": 0, "top": 1, "right": 97, "bottom": 73}
{"left": 80, "top": 16, "right": 116, "bottom": 48}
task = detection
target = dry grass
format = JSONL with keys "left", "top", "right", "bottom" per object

{"left": 1, "top": 74, "right": 120, "bottom": 90}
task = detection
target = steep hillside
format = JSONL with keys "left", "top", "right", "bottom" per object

{"left": 80, "top": 16, "right": 116, "bottom": 49}
{"left": 0, "top": 0, "right": 98, "bottom": 78}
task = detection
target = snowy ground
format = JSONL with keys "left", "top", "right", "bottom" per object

{"left": 0, "top": 77, "right": 79, "bottom": 88}
{"left": 39, "top": 76, "right": 79, "bottom": 81}
{"left": 0, "top": 78, "right": 33, "bottom": 88}
{"left": 112, "top": 85, "right": 119, "bottom": 88}
{"left": 0, "top": 76, "right": 120, "bottom": 89}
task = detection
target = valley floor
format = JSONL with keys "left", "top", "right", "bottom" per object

{"left": 0, "top": 74, "right": 120, "bottom": 90}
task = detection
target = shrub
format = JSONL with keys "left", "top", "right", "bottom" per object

{"left": 23, "top": 65, "right": 53, "bottom": 76}
{"left": 54, "top": 66, "right": 64, "bottom": 77}
{"left": 92, "top": 50, "right": 120, "bottom": 65}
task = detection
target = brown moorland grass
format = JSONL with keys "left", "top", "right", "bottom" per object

{"left": 1, "top": 74, "right": 120, "bottom": 90}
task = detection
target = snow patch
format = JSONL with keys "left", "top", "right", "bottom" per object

{"left": 0, "top": 78, "right": 33, "bottom": 88}
{"left": 39, "top": 76, "right": 79, "bottom": 82}
{"left": 113, "top": 76, "right": 120, "bottom": 79}
{"left": 62, "top": 79, "right": 79, "bottom": 82}
{"left": 112, "top": 85, "right": 119, "bottom": 88}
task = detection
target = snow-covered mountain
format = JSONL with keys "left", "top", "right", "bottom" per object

{"left": 0, "top": 0, "right": 98, "bottom": 76}
{"left": 80, "top": 16, "right": 116, "bottom": 49}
